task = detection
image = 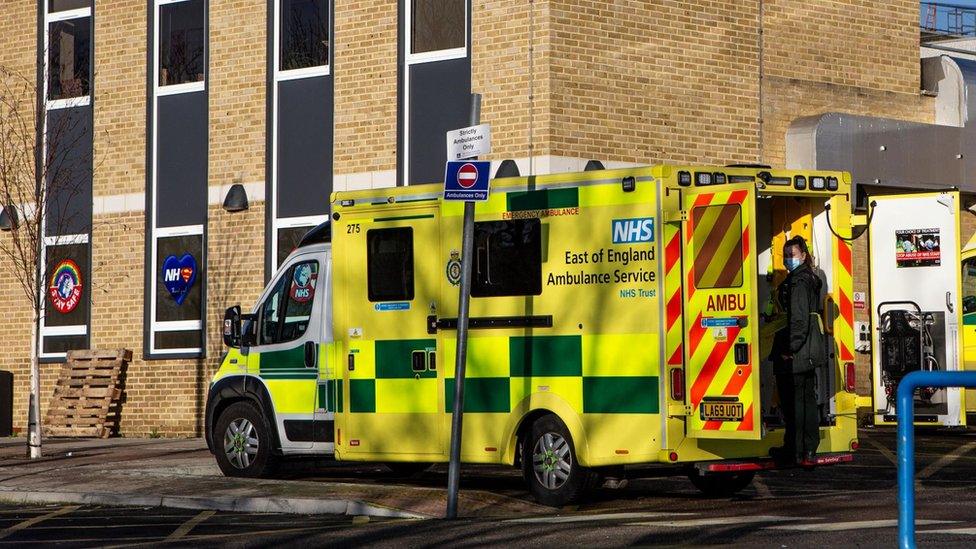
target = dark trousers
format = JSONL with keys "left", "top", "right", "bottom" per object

{"left": 775, "top": 369, "right": 820, "bottom": 457}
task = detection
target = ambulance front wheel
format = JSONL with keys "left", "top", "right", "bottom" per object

{"left": 522, "top": 413, "right": 596, "bottom": 506}
{"left": 214, "top": 401, "right": 279, "bottom": 478}
{"left": 687, "top": 468, "right": 755, "bottom": 498}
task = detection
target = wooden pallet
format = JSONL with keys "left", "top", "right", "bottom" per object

{"left": 44, "top": 349, "right": 131, "bottom": 438}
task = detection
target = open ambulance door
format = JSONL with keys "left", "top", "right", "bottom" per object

{"left": 868, "top": 192, "right": 966, "bottom": 426}
{"left": 680, "top": 183, "right": 762, "bottom": 439}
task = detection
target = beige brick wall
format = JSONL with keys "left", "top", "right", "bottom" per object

{"left": 0, "top": 0, "right": 946, "bottom": 436}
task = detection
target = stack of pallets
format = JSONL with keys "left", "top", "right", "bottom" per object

{"left": 44, "top": 349, "right": 131, "bottom": 438}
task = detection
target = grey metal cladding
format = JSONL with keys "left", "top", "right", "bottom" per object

{"left": 45, "top": 105, "right": 93, "bottom": 236}
{"left": 157, "top": 91, "right": 208, "bottom": 227}
{"left": 277, "top": 75, "right": 332, "bottom": 218}
{"left": 408, "top": 57, "right": 471, "bottom": 186}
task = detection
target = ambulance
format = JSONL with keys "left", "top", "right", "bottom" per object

{"left": 961, "top": 234, "right": 976, "bottom": 416}
{"left": 863, "top": 193, "right": 967, "bottom": 427}
{"left": 205, "top": 164, "right": 860, "bottom": 506}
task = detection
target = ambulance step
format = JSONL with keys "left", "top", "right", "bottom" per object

{"left": 695, "top": 452, "right": 854, "bottom": 474}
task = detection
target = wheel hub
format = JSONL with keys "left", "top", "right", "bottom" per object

{"left": 532, "top": 432, "right": 572, "bottom": 490}
{"left": 223, "top": 418, "right": 258, "bottom": 469}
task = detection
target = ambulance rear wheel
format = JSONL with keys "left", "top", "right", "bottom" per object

{"left": 687, "top": 469, "right": 755, "bottom": 498}
{"left": 522, "top": 414, "right": 594, "bottom": 506}
{"left": 214, "top": 401, "right": 278, "bottom": 478}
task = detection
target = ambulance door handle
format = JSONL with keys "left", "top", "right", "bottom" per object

{"left": 304, "top": 341, "right": 317, "bottom": 368}
{"left": 947, "top": 291, "right": 954, "bottom": 313}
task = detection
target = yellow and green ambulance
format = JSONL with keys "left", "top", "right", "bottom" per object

{"left": 205, "top": 164, "right": 860, "bottom": 505}
{"left": 961, "top": 233, "right": 976, "bottom": 416}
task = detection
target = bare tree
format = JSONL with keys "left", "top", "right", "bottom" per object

{"left": 0, "top": 65, "right": 92, "bottom": 459}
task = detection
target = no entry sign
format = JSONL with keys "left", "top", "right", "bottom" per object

{"left": 444, "top": 160, "right": 490, "bottom": 201}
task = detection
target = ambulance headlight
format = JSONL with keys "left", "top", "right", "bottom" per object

{"left": 678, "top": 171, "right": 691, "bottom": 186}
{"left": 827, "top": 176, "right": 839, "bottom": 191}
{"left": 793, "top": 175, "right": 807, "bottom": 190}
{"left": 810, "top": 176, "right": 826, "bottom": 190}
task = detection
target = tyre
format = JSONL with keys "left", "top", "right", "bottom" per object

{"left": 213, "top": 401, "right": 279, "bottom": 478}
{"left": 521, "top": 413, "right": 595, "bottom": 506}
{"left": 687, "top": 468, "right": 755, "bottom": 498}
{"left": 385, "top": 462, "right": 432, "bottom": 478}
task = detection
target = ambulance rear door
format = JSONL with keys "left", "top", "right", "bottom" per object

{"left": 680, "top": 181, "right": 762, "bottom": 439}
{"left": 868, "top": 192, "right": 965, "bottom": 426}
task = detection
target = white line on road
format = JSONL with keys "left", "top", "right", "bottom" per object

{"left": 0, "top": 505, "right": 80, "bottom": 540}
{"left": 920, "top": 527, "right": 976, "bottom": 535}
{"left": 766, "top": 519, "right": 955, "bottom": 532}
{"left": 505, "top": 512, "right": 694, "bottom": 524}
{"left": 627, "top": 515, "right": 803, "bottom": 528}
{"left": 918, "top": 441, "right": 976, "bottom": 479}
{"left": 165, "top": 510, "right": 215, "bottom": 541}
{"left": 864, "top": 437, "right": 898, "bottom": 465}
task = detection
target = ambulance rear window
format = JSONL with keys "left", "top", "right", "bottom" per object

{"left": 367, "top": 227, "right": 414, "bottom": 302}
{"left": 472, "top": 219, "right": 542, "bottom": 297}
{"left": 691, "top": 204, "right": 744, "bottom": 289}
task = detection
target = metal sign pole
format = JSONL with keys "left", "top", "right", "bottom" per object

{"left": 446, "top": 93, "right": 481, "bottom": 519}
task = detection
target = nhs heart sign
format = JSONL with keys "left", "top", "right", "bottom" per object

{"left": 162, "top": 253, "right": 197, "bottom": 306}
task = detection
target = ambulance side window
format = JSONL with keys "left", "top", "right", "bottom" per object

{"left": 258, "top": 274, "right": 288, "bottom": 345}
{"left": 962, "top": 258, "right": 976, "bottom": 313}
{"left": 257, "top": 260, "right": 319, "bottom": 345}
{"left": 691, "top": 204, "right": 743, "bottom": 289}
{"left": 367, "top": 227, "right": 414, "bottom": 302}
{"left": 472, "top": 219, "right": 542, "bottom": 297}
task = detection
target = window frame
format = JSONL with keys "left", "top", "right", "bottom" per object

{"left": 471, "top": 218, "right": 543, "bottom": 298}
{"left": 154, "top": 0, "right": 207, "bottom": 96}
{"left": 149, "top": 224, "right": 206, "bottom": 355}
{"left": 257, "top": 259, "right": 320, "bottom": 346}
{"left": 268, "top": 0, "right": 333, "bottom": 277}
{"left": 38, "top": 233, "right": 90, "bottom": 360}
{"left": 44, "top": 5, "right": 92, "bottom": 111}
{"left": 401, "top": 0, "right": 469, "bottom": 186}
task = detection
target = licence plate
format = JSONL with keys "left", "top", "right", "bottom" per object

{"left": 700, "top": 401, "right": 744, "bottom": 422}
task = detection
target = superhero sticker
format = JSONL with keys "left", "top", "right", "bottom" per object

{"left": 162, "top": 253, "right": 197, "bottom": 305}
{"left": 48, "top": 259, "right": 83, "bottom": 314}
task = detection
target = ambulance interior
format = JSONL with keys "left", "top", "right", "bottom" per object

{"left": 755, "top": 194, "right": 839, "bottom": 431}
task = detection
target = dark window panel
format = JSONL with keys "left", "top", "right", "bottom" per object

{"left": 42, "top": 335, "right": 88, "bottom": 354}
{"left": 49, "top": 0, "right": 90, "bottom": 12}
{"left": 47, "top": 17, "right": 91, "bottom": 100}
{"left": 411, "top": 0, "right": 464, "bottom": 54}
{"left": 472, "top": 219, "right": 542, "bottom": 297}
{"left": 44, "top": 242, "right": 90, "bottom": 327}
{"left": 407, "top": 57, "right": 470, "bottom": 185}
{"left": 155, "top": 234, "right": 204, "bottom": 322}
{"left": 156, "top": 92, "right": 207, "bottom": 227}
{"left": 277, "top": 76, "right": 332, "bottom": 217}
{"left": 45, "top": 106, "right": 93, "bottom": 236}
{"left": 367, "top": 228, "right": 414, "bottom": 302}
{"left": 280, "top": 0, "right": 329, "bottom": 71}
{"left": 277, "top": 226, "right": 314, "bottom": 268}
{"left": 154, "top": 330, "right": 203, "bottom": 350}
{"left": 159, "top": 0, "right": 206, "bottom": 86}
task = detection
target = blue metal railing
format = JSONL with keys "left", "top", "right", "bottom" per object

{"left": 897, "top": 370, "right": 976, "bottom": 549}
{"left": 921, "top": 2, "right": 976, "bottom": 37}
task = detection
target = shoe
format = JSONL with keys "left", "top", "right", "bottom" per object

{"left": 800, "top": 451, "right": 817, "bottom": 468}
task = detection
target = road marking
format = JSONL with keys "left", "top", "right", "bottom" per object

{"left": 351, "top": 516, "right": 370, "bottom": 526}
{"left": 766, "top": 519, "right": 955, "bottom": 532}
{"left": 165, "top": 510, "right": 215, "bottom": 541}
{"left": 918, "top": 441, "right": 976, "bottom": 479}
{"left": 920, "top": 527, "right": 976, "bottom": 535}
{"left": 864, "top": 437, "right": 897, "bottom": 465}
{"left": 627, "top": 515, "right": 802, "bottom": 528}
{"left": 0, "top": 505, "right": 80, "bottom": 540}
{"left": 506, "top": 512, "right": 693, "bottom": 524}
{"left": 752, "top": 475, "right": 773, "bottom": 498}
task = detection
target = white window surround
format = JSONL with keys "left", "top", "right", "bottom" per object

{"left": 401, "top": 0, "right": 469, "bottom": 186}
{"left": 149, "top": 224, "right": 205, "bottom": 355}
{"left": 153, "top": 0, "right": 207, "bottom": 96}
{"left": 38, "top": 232, "right": 90, "bottom": 360}
{"left": 269, "top": 0, "right": 333, "bottom": 275}
{"left": 43, "top": 6, "right": 92, "bottom": 111}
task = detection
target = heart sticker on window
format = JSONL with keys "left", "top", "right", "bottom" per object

{"left": 162, "top": 253, "right": 197, "bottom": 306}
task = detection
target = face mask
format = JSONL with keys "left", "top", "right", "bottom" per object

{"left": 785, "top": 257, "right": 803, "bottom": 272}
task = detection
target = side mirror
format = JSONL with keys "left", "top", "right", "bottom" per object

{"left": 223, "top": 306, "right": 242, "bottom": 348}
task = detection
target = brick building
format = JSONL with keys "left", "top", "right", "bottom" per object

{"left": 0, "top": 0, "right": 943, "bottom": 436}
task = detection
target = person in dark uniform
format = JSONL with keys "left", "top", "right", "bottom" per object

{"left": 769, "top": 236, "right": 827, "bottom": 466}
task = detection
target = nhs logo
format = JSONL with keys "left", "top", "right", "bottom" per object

{"left": 612, "top": 217, "right": 655, "bottom": 244}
